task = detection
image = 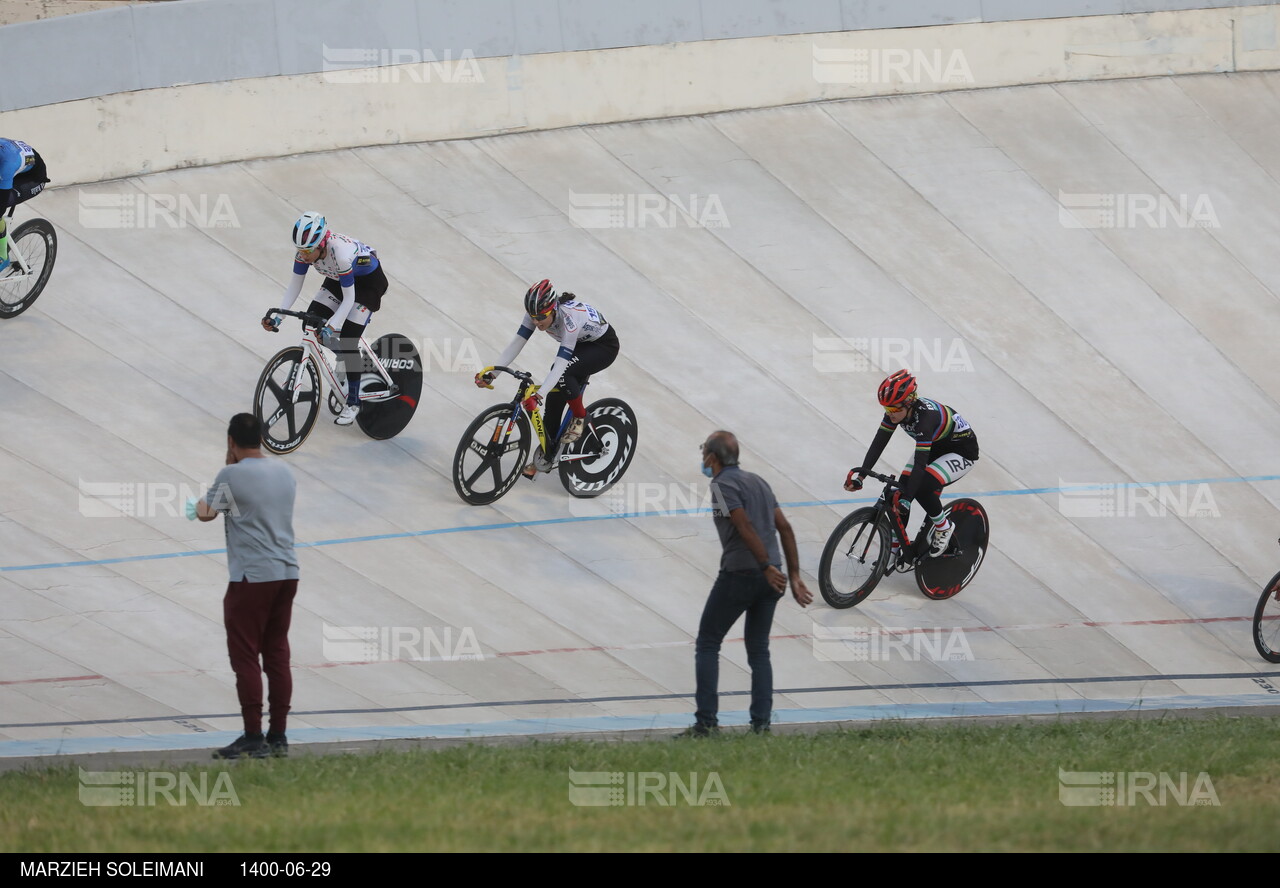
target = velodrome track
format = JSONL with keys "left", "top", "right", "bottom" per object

{"left": 3, "top": 70, "right": 1280, "bottom": 765}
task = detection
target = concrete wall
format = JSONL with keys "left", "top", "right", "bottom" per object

{"left": 3, "top": 2, "right": 1279, "bottom": 186}
{"left": 2, "top": 0, "right": 1276, "bottom": 111}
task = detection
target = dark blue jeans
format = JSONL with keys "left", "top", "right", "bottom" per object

{"left": 694, "top": 568, "right": 783, "bottom": 728}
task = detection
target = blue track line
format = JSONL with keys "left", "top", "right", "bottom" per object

{"left": 4, "top": 474, "right": 1277, "bottom": 573}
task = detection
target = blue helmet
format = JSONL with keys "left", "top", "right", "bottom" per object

{"left": 292, "top": 211, "right": 328, "bottom": 250}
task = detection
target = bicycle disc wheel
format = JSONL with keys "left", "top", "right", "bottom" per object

{"left": 254, "top": 347, "right": 321, "bottom": 455}
{"left": 0, "top": 218, "right": 57, "bottom": 319}
{"left": 915, "top": 498, "right": 989, "bottom": 600}
{"left": 818, "top": 507, "right": 891, "bottom": 608}
{"left": 356, "top": 333, "right": 422, "bottom": 440}
{"left": 558, "top": 398, "right": 638, "bottom": 498}
{"left": 453, "top": 404, "right": 531, "bottom": 505}
{"left": 1252, "top": 571, "right": 1280, "bottom": 663}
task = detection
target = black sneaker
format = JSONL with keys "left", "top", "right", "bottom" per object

{"left": 750, "top": 721, "right": 771, "bottom": 735}
{"left": 674, "top": 723, "right": 719, "bottom": 739}
{"left": 264, "top": 732, "right": 289, "bottom": 758}
{"left": 212, "top": 732, "right": 266, "bottom": 760}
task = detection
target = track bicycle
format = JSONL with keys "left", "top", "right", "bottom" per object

{"left": 1251, "top": 539, "right": 1280, "bottom": 663}
{"left": 253, "top": 308, "right": 422, "bottom": 454}
{"left": 0, "top": 216, "right": 57, "bottom": 318}
{"left": 452, "top": 365, "right": 637, "bottom": 505}
{"left": 818, "top": 470, "right": 989, "bottom": 608}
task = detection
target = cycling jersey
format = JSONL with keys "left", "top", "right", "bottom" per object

{"left": 0, "top": 139, "right": 36, "bottom": 190}
{"left": 495, "top": 299, "right": 612, "bottom": 395}
{"left": 278, "top": 232, "right": 380, "bottom": 329}
{"left": 858, "top": 397, "right": 978, "bottom": 500}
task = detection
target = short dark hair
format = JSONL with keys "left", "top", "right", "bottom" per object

{"left": 703, "top": 430, "right": 739, "bottom": 467}
{"left": 227, "top": 413, "right": 262, "bottom": 449}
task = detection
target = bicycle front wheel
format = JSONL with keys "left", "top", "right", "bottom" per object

{"left": 818, "top": 507, "right": 891, "bottom": 608}
{"left": 453, "top": 404, "right": 531, "bottom": 505}
{"left": 254, "top": 346, "right": 321, "bottom": 455}
{"left": 0, "top": 218, "right": 57, "bottom": 319}
{"left": 1252, "top": 571, "right": 1280, "bottom": 663}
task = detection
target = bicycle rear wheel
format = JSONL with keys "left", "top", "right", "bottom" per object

{"left": 356, "top": 333, "right": 422, "bottom": 440}
{"left": 254, "top": 346, "right": 321, "bottom": 455}
{"left": 453, "top": 404, "right": 531, "bottom": 505}
{"left": 1252, "top": 571, "right": 1280, "bottom": 663}
{"left": 558, "top": 398, "right": 638, "bottom": 498}
{"left": 915, "top": 498, "right": 989, "bottom": 600}
{"left": 0, "top": 218, "right": 57, "bottom": 319}
{"left": 818, "top": 507, "right": 891, "bottom": 608}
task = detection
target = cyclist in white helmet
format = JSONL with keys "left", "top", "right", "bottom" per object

{"left": 263, "top": 212, "right": 388, "bottom": 426}
{"left": 475, "top": 279, "right": 619, "bottom": 475}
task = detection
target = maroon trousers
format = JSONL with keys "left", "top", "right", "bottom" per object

{"left": 223, "top": 578, "right": 297, "bottom": 735}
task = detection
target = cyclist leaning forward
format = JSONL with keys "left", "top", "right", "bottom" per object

{"left": 265, "top": 212, "right": 388, "bottom": 426}
{"left": 844, "top": 369, "right": 979, "bottom": 557}
{"left": 476, "top": 279, "right": 619, "bottom": 477}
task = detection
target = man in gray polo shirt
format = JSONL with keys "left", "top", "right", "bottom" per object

{"left": 190, "top": 413, "right": 298, "bottom": 760}
{"left": 680, "top": 430, "right": 812, "bottom": 737}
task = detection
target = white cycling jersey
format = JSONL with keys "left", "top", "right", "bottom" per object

{"left": 277, "top": 232, "right": 378, "bottom": 330}
{"left": 495, "top": 299, "right": 611, "bottom": 394}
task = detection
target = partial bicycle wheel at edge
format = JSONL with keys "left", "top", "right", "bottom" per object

{"left": 1252, "top": 571, "right": 1280, "bottom": 663}
{"left": 559, "top": 398, "right": 638, "bottom": 498}
{"left": 254, "top": 346, "right": 321, "bottom": 455}
{"left": 818, "top": 507, "right": 891, "bottom": 609}
{"left": 0, "top": 218, "right": 57, "bottom": 319}
{"left": 453, "top": 404, "right": 531, "bottom": 505}
{"left": 915, "top": 498, "right": 989, "bottom": 601}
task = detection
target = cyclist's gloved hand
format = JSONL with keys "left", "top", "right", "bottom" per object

{"left": 522, "top": 391, "right": 542, "bottom": 414}
{"left": 844, "top": 468, "right": 865, "bottom": 492}
{"left": 184, "top": 497, "right": 199, "bottom": 521}
{"left": 318, "top": 325, "right": 335, "bottom": 346}
{"left": 262, "top": 313, "right": 281, "bottom": 333}
{"left": 475, "top": 371, "right": 496, "bottom": 389}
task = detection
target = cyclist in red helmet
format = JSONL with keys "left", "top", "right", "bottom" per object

{"left": 844, "top": 369, "right": 979, "bottom": 557}
{"left": 476, "top": 279, "right": 619, "bottom": 475}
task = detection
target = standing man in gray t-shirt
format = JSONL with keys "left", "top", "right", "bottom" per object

{"left": 188, "top": 413, "right": 298, "bottom": 760}
{"left": 679, "top": 430, "right": 812, "bottom": 738}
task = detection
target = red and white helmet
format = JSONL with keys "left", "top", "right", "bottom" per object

{"left": 524, "top": 279, "right": 557, "bottom": 318}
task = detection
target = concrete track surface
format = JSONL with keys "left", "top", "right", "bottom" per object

{"left": 3, "top": 70, "right": 1279, "bottom": 763}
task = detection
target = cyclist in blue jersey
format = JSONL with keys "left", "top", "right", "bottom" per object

{"left": 844, "top": 369, "right": 980, "bottom": 557}
{"left": 263, "top": 212, "right": 388, "bottom": 426}
{"left": 0, "top": 139, "right": 50, "bottom": 274}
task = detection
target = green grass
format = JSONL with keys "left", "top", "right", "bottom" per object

{"left": 5, "top": 716, "right": 1280, "bottom": 852}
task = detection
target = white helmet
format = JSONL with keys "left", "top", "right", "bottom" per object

{"left": 292, "top": 211, "right": 328, "bottom": 250}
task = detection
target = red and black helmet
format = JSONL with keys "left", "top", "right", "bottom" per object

{"left": 523, "top": 279, "right": 557, "bottom": 318}
{"left": 878, "top": 369, "right": 918, "bottom": 409}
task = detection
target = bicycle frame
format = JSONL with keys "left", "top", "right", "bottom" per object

{"left": 858, "top": 471, "right": 923, "bottom": 572}
{"left": 3, "top": 225, "right": 34, "bottom": 277}
{"left": 269, "top": 308, "right": 397, "bottom": 407}
{"left": 479, "top": 365, "right": 601, "bottom": 469}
